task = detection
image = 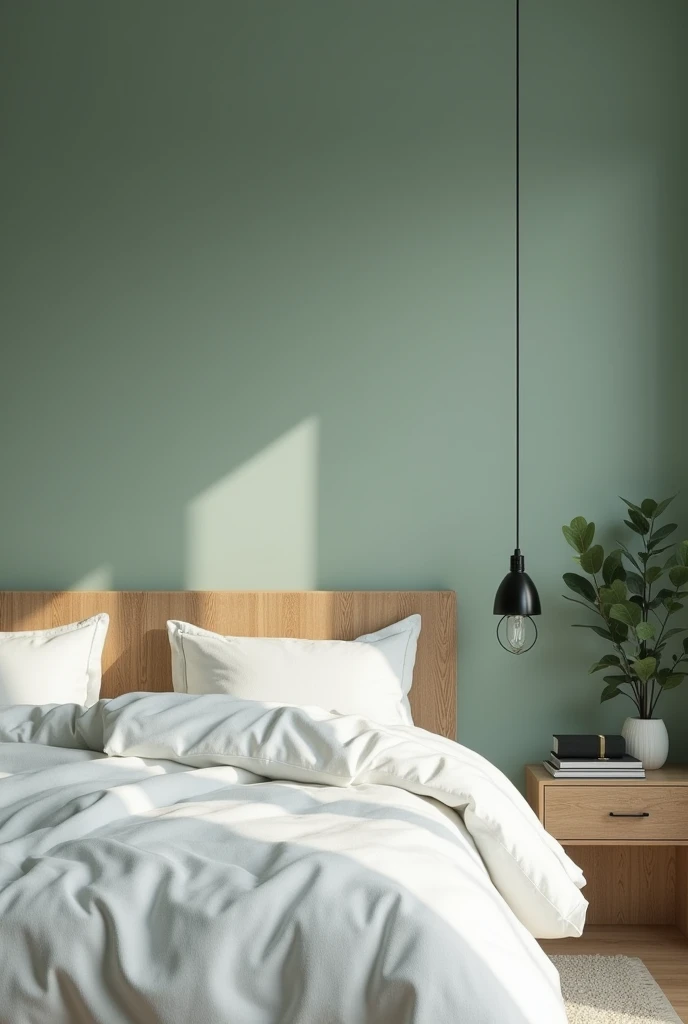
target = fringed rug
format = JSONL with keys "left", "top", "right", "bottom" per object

{"left": 553, "top": 955, "right": 682, "bottom": 1024}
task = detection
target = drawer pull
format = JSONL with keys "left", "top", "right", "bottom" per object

{"left": 608, "top": 811, "right": 649, "bottom": 818}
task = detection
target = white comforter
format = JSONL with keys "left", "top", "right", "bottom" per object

{"left": 0, "top": 693, "right": 587, "bottom": 1024}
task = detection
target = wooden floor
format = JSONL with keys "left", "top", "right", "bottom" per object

{"left": 540, "top": 926, "right": 688, "bottom": 1022}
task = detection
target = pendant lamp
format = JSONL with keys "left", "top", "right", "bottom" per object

{"left": 494, "top": 0, "right": 541, "bottom": 654}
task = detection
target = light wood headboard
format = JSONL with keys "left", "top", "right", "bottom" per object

{"left": 0, "top": 591, "right": 457, "bottom": 739}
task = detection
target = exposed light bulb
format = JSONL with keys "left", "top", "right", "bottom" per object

{"left": 506, "top": 615, "right": 526, "bottom": 653}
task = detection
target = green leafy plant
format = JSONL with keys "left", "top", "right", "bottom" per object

{"left": 562, "top": 496, "right": 688, "bottom": 718}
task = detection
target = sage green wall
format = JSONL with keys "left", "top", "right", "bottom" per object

{"left": 1, "top": 1, "right": 687, "bottom": 783}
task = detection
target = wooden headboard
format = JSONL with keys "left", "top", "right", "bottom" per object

{"left": 0, "top": 591, "right": 457, "bottom": 739}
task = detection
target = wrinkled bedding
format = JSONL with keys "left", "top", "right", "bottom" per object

{"left": 0, "top": 693, "right": 587, "bottom": 1024}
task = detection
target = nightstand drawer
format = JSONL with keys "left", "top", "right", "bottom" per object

{"left": 544, "top": 785, "right": 688, "bottom": 841}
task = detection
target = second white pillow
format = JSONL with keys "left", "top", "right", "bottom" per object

{"left": 166, "top": 615, "right": 421, "bottom": 727}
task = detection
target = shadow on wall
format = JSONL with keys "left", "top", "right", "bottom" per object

{"left": 72, "top": 417, "right": 318, "bottom": 591}
{"left": 185, "top": 418, "right": 318, "bottom": 591}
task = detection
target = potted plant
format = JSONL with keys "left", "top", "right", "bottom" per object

{"left": 561, "top": 496, "right": 688, "bottom": 769}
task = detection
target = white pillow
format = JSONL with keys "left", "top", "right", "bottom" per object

{"left": 166, "top": 615, "right": 421, "bottom": 726}
{"left": 0, "top": 614, "right": 109, "bottom": 707}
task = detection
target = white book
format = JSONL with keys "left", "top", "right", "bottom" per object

{"left": 542, "top": 761, "right": 645, "bottom": 780}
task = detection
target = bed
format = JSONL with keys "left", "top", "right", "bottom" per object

{"left": 0, "top": 590, "right": 586, "bottom": 1024}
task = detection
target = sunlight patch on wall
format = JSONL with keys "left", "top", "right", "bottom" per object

{"left": 69, "top": 565, "right": 114, "bottom": 590}
{"left": 185, "top": 418, "right": 318, "bottom": 590}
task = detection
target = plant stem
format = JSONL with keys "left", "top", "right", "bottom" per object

{"left": 650, "top": 651, "right": 688, "bottom": 717}
{"left": 618, "top": 686, "right": 642, "bottom": 712}
{"left": 641, "top": 523, "right": 651, "bottom": 717}
{"left": 615, "top": 641, "right": 641, "bottom": 705}
{"left": 653, "top": 594, "right": 676, "bottom": 652}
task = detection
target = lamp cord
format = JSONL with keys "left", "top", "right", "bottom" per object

{"left": 515, "top": 0, "right": 520, "bottom": 553}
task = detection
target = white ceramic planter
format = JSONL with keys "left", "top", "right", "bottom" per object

{"left": 622, "top": 717, "right": 669, "bottom": 770}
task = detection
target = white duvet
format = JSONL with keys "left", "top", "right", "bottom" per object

{"left": 0, "top": 693, "right": 587, "bottom": 1024}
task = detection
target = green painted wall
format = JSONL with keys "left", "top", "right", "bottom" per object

{"left": 1, "top": 1, "right": 687, "bottom": 784}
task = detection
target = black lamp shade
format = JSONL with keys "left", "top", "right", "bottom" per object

{"left": 493, "top": 550, "right": 541, "bottom": 617}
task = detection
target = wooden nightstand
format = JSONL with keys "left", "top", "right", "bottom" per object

{"left": 526, "top": 764, "right": 688, "bottom": 933}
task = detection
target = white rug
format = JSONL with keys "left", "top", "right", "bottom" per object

{"left": 553, "top": 956, "right": 682, "bottom": 1024}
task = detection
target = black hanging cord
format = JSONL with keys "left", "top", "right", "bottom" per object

{"left": 515, "top": 0, "right": 520, "bottom": 552}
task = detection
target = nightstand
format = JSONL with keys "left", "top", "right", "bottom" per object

{"left": 526, "top": 764, "right": 688, "bottom": 933}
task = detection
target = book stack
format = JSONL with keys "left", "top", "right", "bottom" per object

{"left": 543, "top": 734, "right": 645, "bottom": 779}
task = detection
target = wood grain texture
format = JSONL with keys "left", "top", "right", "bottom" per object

{"left": 525, "top": 764, "right": 688, "bottom": 930}
{"left": 566, "top": 846, "right": 677, "bottom": 925}
{"left": 0, "top": 591, "right": 457, "bottom": 739}
{"left": 528, "top": 763, "right": 688, "bottom": 787}
{"left": 677, "top": 847, "right": 688, "bottom": 938}
{"left": 526, "top": 766, "right": 544, "bottom": 823}
{"left": 546, "top": 786, "right": 688, "bottom": 843}
{"left": 540, "top": 926, "right": 688, "bottom": 1023}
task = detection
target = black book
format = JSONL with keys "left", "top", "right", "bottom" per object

{"left": 552, "top": 734, "right": 625, "bottom": 759}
